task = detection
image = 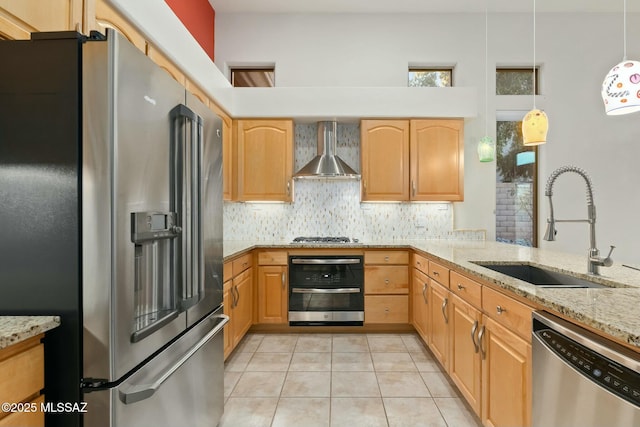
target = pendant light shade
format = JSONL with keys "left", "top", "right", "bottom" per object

{"left": 477, "top": 136, "right": 495, "bottom": 162}
{"left": 601, "top": 60, "right": 640, "bottom": 115}
{"left": 522, "top": 109, "right": 548, "bottom": 146}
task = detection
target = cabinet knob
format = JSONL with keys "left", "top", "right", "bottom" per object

{"left": 496, "top": 305, "right": 506, "bottom": 315}
{"left": 457, "top": 283, "right": 465, "bottom": 291}
{"left": 384, "top": 256, "right": 390, "bottom": 262}
{"left": 385, "top": 279, "right": 390, "bottom": 284}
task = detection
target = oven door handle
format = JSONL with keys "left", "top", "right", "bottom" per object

{"left": 291, "top": 258, "right": 361, "bottom": 265}
{"left": 291, "top": 287, "right": 361, "bottom": 294}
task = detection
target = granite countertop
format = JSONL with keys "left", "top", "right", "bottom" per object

{"left": 0, "top": 316, "right": 61, "bottom": 350}
{"left": 224, "top": 239, "right": 640, "bottom": 349}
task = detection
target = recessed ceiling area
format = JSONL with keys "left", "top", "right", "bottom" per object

{"left": 209, "top": 0, "right": 639, "bottom": 14}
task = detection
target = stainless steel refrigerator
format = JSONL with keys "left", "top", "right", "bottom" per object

{"left": 0, "top": 29, "right": 226, "bottom": 427}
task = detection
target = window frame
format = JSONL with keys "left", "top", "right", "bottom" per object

{"left": 495, "top": 67, "right": 539, "bottom": 96}
{"left": 408, "top": 67, "right": 454, "bottom": 87}
{"left": 230, "top": 67, "right": 276, "bottom": 87}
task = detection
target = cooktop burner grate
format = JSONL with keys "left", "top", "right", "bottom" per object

{"left": 292, "top": 236, "right": 352, "bottom": 244}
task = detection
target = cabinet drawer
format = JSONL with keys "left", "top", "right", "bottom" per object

{"left": 223, "top": 261, "right": 233, "bottom": 282}
{"left": 450, "top": 271, "right": 482, "bottom": 308}
{"left": 0, "top": 395, "right": 44, "bottom": 427}
{"left": 365, "top": 266, "right": 409, "bottom": 294}
{"left": 0, "top": 342, "right": 44, "bottom": 409}
{"left": 232, "top": 253, "right": 253, "bottom": 276}
{"left": 365, "top": 295, "right": 409, "bottom": 323}
{"left": 365, "top": 251, "right": 409, "bottom": 265}
{"left": 482, "top": 286, "right": 534, "bottom": 341}
{"left": 428, "top": 260, "right": 450, "bottom": 286}
{"left": 258, "top": 251, "right": 288, "bottom": 265}
{"left": 413, "top": 252, "right": 429, "bottom": 274}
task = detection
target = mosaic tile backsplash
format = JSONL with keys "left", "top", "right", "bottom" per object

{"left": 223, "top": 123, "right": 485, "bottom": 242}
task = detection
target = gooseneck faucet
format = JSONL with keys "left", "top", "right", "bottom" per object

{"left": 543, "top": 165, "right": 615, "bottom": 275}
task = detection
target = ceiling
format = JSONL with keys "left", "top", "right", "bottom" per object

{"left": 209, "top": 0, "right": 639, "bottom": 14}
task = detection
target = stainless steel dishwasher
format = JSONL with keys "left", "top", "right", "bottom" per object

{"left": 532, "top": 311, "right": 640, "bottom": 427}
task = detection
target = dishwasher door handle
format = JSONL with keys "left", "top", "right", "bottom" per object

{"left": 291, "top": 287, "right": 361, "bottom": 294}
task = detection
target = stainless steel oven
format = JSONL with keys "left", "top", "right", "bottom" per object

{"left": 288, "top": 255, "right": 364, "bottom": 326}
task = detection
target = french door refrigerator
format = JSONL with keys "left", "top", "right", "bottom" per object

{"left": 0, "top": 29, "right": 226, "bottom": 427}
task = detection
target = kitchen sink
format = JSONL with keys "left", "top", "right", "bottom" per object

{"left": 471, "top": 262, "right": 618, "bottom": 289}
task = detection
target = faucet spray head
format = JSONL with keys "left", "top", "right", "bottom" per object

{"left": 543, "top": 220, "right": 557, "bottom": 241}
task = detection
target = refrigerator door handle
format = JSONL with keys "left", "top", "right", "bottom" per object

{"left": 118, "top": 313, "right": 229, "bottom": 405}
{"left": 171, "top": 104, "right": 205, "bottom": 311}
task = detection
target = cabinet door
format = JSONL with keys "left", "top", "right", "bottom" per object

{"left": 223, "top": 280, "right": 233, "bottom": 360}
{"left": 481, "top": 316, "right": 532, "bottom": 427}
{"left": 232, "top": 268, "right": 253, "bottom": 347}
{"left": 257, "top": 265, "right": 288, "bottom": 324}
{"left": 449, "top": 294, "right": 482, "bottom": 415}
{"left": 0, "top": 0, "right": 82, "bottom": 39}
{"left": 92, "top": 0, "right": 146, "bottom": 52}
{"left": 147, "top": 44, "right": 187, "bottom": 86}
{"left": 360, "top": 120, "right": 410, "bottom": 201}
{"left": 235, "top": 119, "right": 294, "bottom": 202}
{"left": 410, "top": 119, "right": 464, "bottom": 201}
{"left": 411, "top": 268, "right": 429, "bottom": 342}
{"left": 221, "top": 115, "right": 233, "bottom": 201}
{"left": 364, "top": 295, "right": 408, "bottom": 324}
{"left": 428, "top": 279, "right": 449, "bottom": 370}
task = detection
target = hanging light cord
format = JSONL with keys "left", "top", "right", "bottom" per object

{"left": 484, "top": 1, "right": 489, "bottom": 136}
{"left": 532, "top": 0, "right": 537, "bottom": 109}
{"left": 623, "top": 0, "right": 627, "bottom": 60}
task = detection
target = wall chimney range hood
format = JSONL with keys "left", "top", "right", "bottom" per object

{"left": 295, "top": 121, "right": 360, "bottom": 179}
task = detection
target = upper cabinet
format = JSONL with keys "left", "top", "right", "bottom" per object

{"left": 0, "top": 0, "right": 82, "bottom": 39}
{"left": 361, "top": 118, "right": 464, "bottom": 202}
{"left": 234, "top": 119, "right": 294, "bottom": 202}
{"left": 90, "top": 0, "right": 146, "bottom": 52}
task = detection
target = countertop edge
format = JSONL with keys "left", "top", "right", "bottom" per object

{"left": 0, "top": 316, "right": 61, "bottom": 350}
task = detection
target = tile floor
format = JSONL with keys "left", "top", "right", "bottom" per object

{"left": 221, "top": 333, "right": 482, "bottom": 427}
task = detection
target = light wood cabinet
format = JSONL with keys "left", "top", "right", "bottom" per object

{"left": 364, "top": 251, "right": 409, "bottom": 324}
{"left": 481, "top": 315, "right": 532, "bottom": 427}
{"left": 0, "top": 335, "right": 45, "bottom": 427}
{"left": 449, "top": 293, "right": 482, "bottom": 415}
{"left": 257, "top": 251, "right": 288, "bottom": 324}
{"left": 147, "top": 44, "right": 186, "bottom": 86}
{"left": 0, "top": 0, "right": 82, "bottom": 40}
{"left": 360, "top": 119, "right": 464, "bottom": 202}
{"left": 223, "top": 253, "right": 254, "bottom": 359}
{"left": 222, "top": 277, "right": 233, "bottom": 359}
{"left": 234, "top": 119, "right": 294, "bottom": 202}
{"left": 410, "top": 119, "right": 464, "bottom": 201}
{"left": 91, "top": 0, "right": 146, "bottom": 52}
{"left": 360, "top": 120, "right": 410, "bottom": 201}
{"left": 411, "top": 266, "right": 429, "bottom": 343}
{"left": 428, "top": 278, "right": 450, "bottom": 370}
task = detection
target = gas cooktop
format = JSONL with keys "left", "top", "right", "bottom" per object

{"left": 291, "top": 236, "right": 358, "bottom": 244}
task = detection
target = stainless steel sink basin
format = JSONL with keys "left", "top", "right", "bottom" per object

{"left": 471, "top": 262, "right": 616, "bottom": 289}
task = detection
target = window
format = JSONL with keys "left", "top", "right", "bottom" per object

{"left": 230, "top": 68, "right": 275, "bottom": 87}
{"left": 408, "top": 68, "right": 452, "bottom": 87}
{"left": 496, "top": 68, "right": 538, "bottom": 95}
{"left": 495, "top": 115, "right": 538, "bottom": 247}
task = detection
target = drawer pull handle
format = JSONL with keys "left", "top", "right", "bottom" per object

{"left": 384, "top": 256, "right": 390, "bottom": 262}
{"left": 471, "top": 320, "right": 479, "bottom": 353}
{"left": 422, "top": 283, "right": 428, "bottom": 304}
{"left": 281, "top": 272, "right": 286, "bottom": 290}
{"left": 442, "top": 297, "right": 449, "bottom": 324}
{"left": 496, "top": 305, "right": 506, "bottom": 315}
{"left": 457, "top": 283, "right": 465, "bottom": 291}
{"left": 433, "top": 271, "right": 440, "bottom": 276}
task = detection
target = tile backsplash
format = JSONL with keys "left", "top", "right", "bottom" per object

{"left": 223, "top": 123, "right": 485, "bottom": 242}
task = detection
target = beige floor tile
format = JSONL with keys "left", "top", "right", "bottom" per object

{"left": 231, "top": 371, "right": 286, "bottom": 397}
{"left": 330, "top": 397, "right": 388, "bottom": 427}
{"left": 331, "top": 371, "right": 380, "bottom": 397}
{"left": 219, "top": 397, "right": 278, "bottom": 427}
{"left": 234, "top": 333, "right": 265, "bottom": 353}
{"left": 376, "top": 371, "right": 431, "bottom": 397}
{"left": 410, "top": 350, "right": 441, "bottom": 372}
{"left": 295, "top": 334, "right": 332, "bottom": 352}
{"left": 400, "top": 334, "right": 428, "bottom": 352}
{"left": 332, "top": 334, "right": 369, "bottom": 352}
{"left": 224, "top": 351, "right": 253, "bottom": 372}
{"left": 289, "top": 352, "right": 331, "bottom": 371}
{"left": 281, "top": 371, "right": 331, "bottom": 397}
{"left": 257, "top": 334, "right": 298, "bottom": 352}
{"left": 367, "top": 334, "right": 407, "bottom": 352}
{"left": 272, "top": 398, "right": 330, "bottom": 427}
{"left": 224, "top": 371, "right": 242, "bottom": 398}
{"left": 371, "top": 352, "right": 417, "bottom": 371}
{"left": 245, "top": 352, "right": 292, "bottom": 371}
{"left": 331, "top": 352, "right": 374, "bottom": 371}
{"left": 434, "top": 397, "right": 482, "bottom": 427}
{"left": 383, "top": 397, "right": 448, "bottom": 427}
{"left": 421, "top": 372, "right": 459, "bottom": 397}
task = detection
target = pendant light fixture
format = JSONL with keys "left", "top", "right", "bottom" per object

{"left": 601, "top": 0, "right": 640, "bottom": 115}
{"left": 477, "top": 2, "right": 495, "bottom": 162}
{"left": 522, "top": 0, "right": 548, "bottom": 146}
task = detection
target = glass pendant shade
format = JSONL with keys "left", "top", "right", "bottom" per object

{"left": 477, "top": 136, "right": 495, "bottom": 162}
{"left": 522, "top": 109, "right": 548, "bottom": 146}
{"left": 601, "top": 60, "right": 640, "bottom": 115}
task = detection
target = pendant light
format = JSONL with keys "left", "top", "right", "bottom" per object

{"left": 601, "top": 0, "right": 640, "bottom": 115}
{"left": 477, "top": 2, "right": 495, "bottom": 162}
{"left": 521, "top": 0, "right": 548, "bottom": 146}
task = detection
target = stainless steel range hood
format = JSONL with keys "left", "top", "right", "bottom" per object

{"left": 295, "top": 121, "right": 360, "bottom": 179}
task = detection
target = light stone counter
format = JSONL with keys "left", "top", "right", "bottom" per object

{"left": 223, "top": 239, "right": 640, "bottom": 349}
{"left": 0, "top": 316, "right": 61, "bottom": 349}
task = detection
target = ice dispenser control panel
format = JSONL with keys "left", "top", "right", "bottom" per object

{"left": 131, "top": 211, "right": 180, "bottom": 242}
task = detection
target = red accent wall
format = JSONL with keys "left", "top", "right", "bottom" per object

{"left": 165, "top": 0, "right": 215, "bottom": 61}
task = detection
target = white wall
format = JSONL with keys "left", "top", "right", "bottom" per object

{"left": 215, "top": 11, "right": 640, "bottom": 266}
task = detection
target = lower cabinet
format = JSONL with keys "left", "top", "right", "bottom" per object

{"left": 256, "top": 251, "right": 288, "bottom": 324}
{"left": 428, "top": 278, "right": 450, "bottom": 370}
{"left": 411, "top": 266, "right": 429, "bottom": 342}
{"left": 223, "top": 253, "right": 254, "bottom": 359}
{"left": 364, "top": 295, "right": 408, "bottom": 323}
{"left": 364, "top": 251, "right": 409, "bottom": 324}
